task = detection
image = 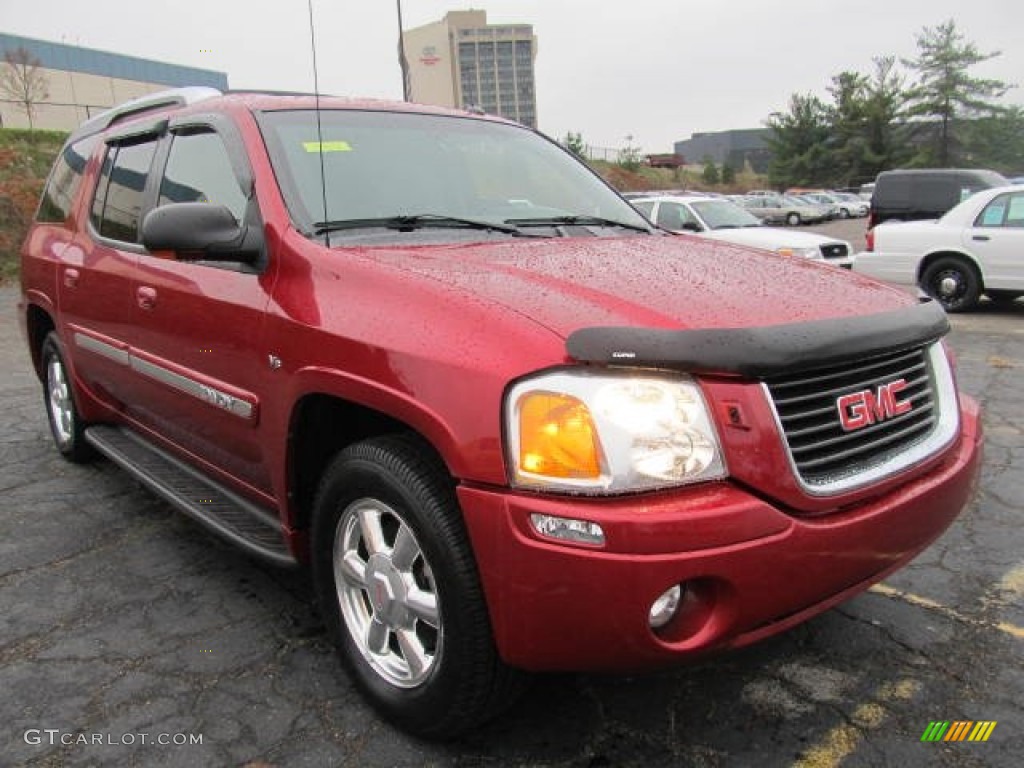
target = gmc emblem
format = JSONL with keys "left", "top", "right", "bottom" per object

{"left": 836, "top": 379, "right": 912, "bottom": 431}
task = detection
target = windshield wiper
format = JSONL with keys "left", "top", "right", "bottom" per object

{"left": 505, "top": 215, "right": 651, "bottom": 233}
{"left": 313, "top": 214, "right": 532, "bottom": 236}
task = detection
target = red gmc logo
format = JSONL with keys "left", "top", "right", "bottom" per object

{"left": 836, "top": 379, "right": 913, "bottom": 431}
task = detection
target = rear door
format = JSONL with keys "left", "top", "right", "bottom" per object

{"left": 59, "top": 126, "right": 162, "bottom": 409}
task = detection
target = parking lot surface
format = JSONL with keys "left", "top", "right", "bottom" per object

{"left": 2, "top": 282, "right": 1022, "bottom": 767}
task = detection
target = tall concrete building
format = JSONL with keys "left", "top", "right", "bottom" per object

{"left": 404, "top": 10, "right": 538, "bottom": 128}
{"left": 0, "top": 33, "right": 227, "bottom": 131}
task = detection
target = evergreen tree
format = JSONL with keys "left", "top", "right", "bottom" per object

{"left": 903, "top": 19, "right": 1012, "bottom": 166}
{"left": 765, "top": 93, "right": 831, "bottom": 187}
{"left": 961, "top": 105, "right": 1024, "bottom": 173}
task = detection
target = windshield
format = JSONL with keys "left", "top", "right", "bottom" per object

{"left": 691, "top": 200, "right": 762, "bottom": 229}
{"left": 258, "top": 109, "right": 650, "bottom": 238}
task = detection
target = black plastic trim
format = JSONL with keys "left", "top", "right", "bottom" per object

{"left": 566, "top": 301, "right": 950, "bottom": 378}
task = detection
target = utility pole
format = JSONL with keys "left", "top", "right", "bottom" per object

{"left": 396, "top": 0, "right": 411, "bottom": 102}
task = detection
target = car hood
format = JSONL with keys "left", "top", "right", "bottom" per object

{"left": 370, "top": 234, "right": 910, "bottom": 339}
{"left": 697, "top": 227, "right": 841, "bottom": 251}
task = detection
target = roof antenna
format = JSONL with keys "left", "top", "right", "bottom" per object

{"left": 307, "top": 0, "right": 330, "bottom": 247}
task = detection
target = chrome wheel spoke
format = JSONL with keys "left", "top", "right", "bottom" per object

{"left": 366, "top": 617, "right": 390, "bottom": 655}
{"left": 405, "top": 587, "right": 438, "bottom": 627}
{"left": 396, "top": 627, "right": 429, "bottom": 679}
{"left": 339, "top": 551, "right": 367, "bottom": 587}
{"left": 358, "top": 507, "right": 387, "bottom": 555}
{"left": 391, "top": 524, "right": 419, "bottom": 570}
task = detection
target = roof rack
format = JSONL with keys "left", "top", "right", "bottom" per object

{"left": 70, "top": 86, "right": 222, "bottom": 142}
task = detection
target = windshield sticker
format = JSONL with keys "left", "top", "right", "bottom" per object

{"left": 303, "top": 141, "right": 352, "bottom": 153}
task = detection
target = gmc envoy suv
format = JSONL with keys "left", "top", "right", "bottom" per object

{"left": 19, "top": 88, "right": 982, "bottom": 737}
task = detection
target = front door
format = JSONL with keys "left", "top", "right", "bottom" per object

{"left": 125, "top": 125, "right": 278, "bottom": 497}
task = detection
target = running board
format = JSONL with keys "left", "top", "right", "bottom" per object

{"left": 85, "top": 425, "right": 296, "bottom": 567}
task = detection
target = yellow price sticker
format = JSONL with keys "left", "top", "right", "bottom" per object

{"left": 303, "top": 140, "right": 352, "bottom": 153}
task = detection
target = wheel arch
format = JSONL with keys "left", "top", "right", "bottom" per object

{"left": 25, "top": 302, "right": 56, "bottom": 381}
{"left": 285, "top": 390, "right": 464, "bottom": 539}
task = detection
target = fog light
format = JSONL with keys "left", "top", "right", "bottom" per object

{"left": 649, "top": 584, "right": 683, "bottom": 629}
{"left": 529, "top": 513, "right": 605, "bottom": 546}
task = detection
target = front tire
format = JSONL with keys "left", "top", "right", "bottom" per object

{"left": 40, "top": 333, "right": 94, "bottom": 463}
{"left": 786, "top": 212, "right": 801, "bottom": 226}
{"left": 921, "top": 257, "right": 982, "bottom": 312}
{"left": 311, "top": 434, "right": 522, "bottom": 738}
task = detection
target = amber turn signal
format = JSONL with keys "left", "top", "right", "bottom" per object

{"left": 517, "top": 392, "right": 603, "bottom": 480}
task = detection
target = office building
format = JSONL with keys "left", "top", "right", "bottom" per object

{"left": 0, "top": 33, "right": 228, "bottom": 131}
{"left": 404, "top": 10, "right": 538, "bottom": 128}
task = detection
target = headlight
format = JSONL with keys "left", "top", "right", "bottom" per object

{"left": 506, "top": 371, "right": 727, "bottom": 493}
{"left": 775, "top": 245, "right": 820, "bottom": 259}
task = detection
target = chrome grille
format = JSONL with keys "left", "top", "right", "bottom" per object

{"left": 765, "top": 346, "right": 938, "bottom": 487}
{"left": 818, "top": 243, "right": 849, "bottom": 260}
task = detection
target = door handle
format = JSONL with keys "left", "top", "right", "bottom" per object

{"left": 972, "top": 235, "right": 990, "bottom": 241}
{"left": 63, "top": 268, "right": 80, "bottom": 288}
{"left": 136, "top": 286, "right": 158, "bottom": 310}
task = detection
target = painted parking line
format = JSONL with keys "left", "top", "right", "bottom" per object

{"left": 792, "top": 679, "right": 920, "bottom": 768}
{"left": 869, "top": 581, "right": 1024, "bottom": 640}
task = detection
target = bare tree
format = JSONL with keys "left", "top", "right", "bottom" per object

{"left": 1, "top": 47, "right": 50, "bottom": 130}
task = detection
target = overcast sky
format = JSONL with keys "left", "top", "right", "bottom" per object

{"left": 6, "top": 1, "right": 1023, "bottom": 152}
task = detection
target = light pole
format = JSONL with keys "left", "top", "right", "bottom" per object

{"left": 396, "top": 0, "right": 411, "bottom": 102}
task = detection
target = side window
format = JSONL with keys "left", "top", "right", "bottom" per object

{"left": 975, "top": 193, "right": 1024, "bottom": 228}
{"left": 37, "top": 135, "right": 98, "bottom": 223}
{"left": 632, "top": 200, "right": 655, "bottom": 218}
{"left": 677, "top": 206, "right": 699, "bottom": 229}
{"left": 158, "top": 130, "right": 248, "bottom": 222}
{"left": 655, "top": 202, "right": 681, "bottom": 230}
{"left": 91, "top": 139, "right": 158, "bottom": 243}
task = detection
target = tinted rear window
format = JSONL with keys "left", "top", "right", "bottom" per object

{"left": 36, "top": 136, "right": 98, "bottom": 223}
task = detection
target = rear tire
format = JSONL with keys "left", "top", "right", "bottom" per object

{"left": 310, "top": 434, "right": 523, "bottom": 738}
{"left": 40, "top": 333, "right": 94, "bottom": 463}
{"left": 786, "top": 212, "right": 801, "bottom": 226}
{"left": 921, "top": 257, "right": 982, "bottom": 312}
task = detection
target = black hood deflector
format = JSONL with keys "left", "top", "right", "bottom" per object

{"left": 566, "top": 300, "right": 949, "bottom": 378}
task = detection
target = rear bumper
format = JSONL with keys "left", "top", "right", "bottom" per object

{"left": 458, "top": 397, "right": 982, "bottom": 671}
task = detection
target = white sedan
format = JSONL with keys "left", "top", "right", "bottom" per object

{"left": 630, "top": 195, "right": 852, "bottom": 266}
{"left": 853, "top": 185, "right": 1024, "bottom": 311}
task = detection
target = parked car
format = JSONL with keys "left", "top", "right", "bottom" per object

{"left": 830, "top": 191, "right": 870, "bottom": 217}
{"left": 741, "top": 194, "right": 827, "bottom": 226}
{"left": 631, "top": 195, "right": 852, "bottom": 266}
{"left": 793, "top": 193, "right": 839, "bottom": 221}
{"left": 800, "top": 191, "right": 867, "bottom": 219}
{"left": 20, "top": 87, "right": 982, "bottom": 738}
{"left": 854, "top": 185, "right": 1024, "bottom": 311}
{"left": 868, "top": 168, "right": 1008, "bottom": 229}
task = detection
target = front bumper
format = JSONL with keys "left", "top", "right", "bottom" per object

{"left": 458, "top": 397, "right": 982, "bottom": 672}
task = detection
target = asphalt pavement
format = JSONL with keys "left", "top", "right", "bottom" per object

{"left": 2, "top": 280, "right": 1022, "bottom": 767}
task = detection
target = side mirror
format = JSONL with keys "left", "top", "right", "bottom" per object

{"left": 141, "top": 203, "right": 260, "bottom": 262}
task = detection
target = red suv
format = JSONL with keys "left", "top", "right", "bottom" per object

{"left": 19, "top": 88, "right": 982, "bottom": 738}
